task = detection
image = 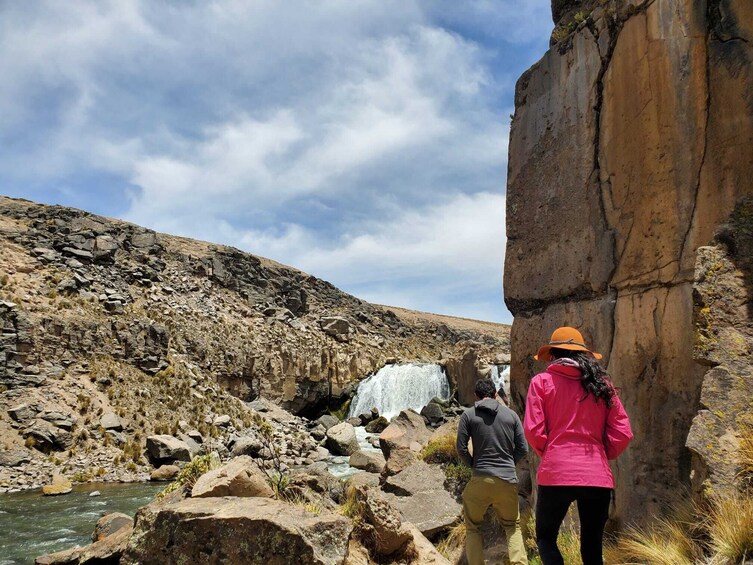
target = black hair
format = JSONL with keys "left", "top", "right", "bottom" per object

{"left": 549, "top": 348, "right": 615, "bottom": 408}
{"left": 474, "top": 378, "right": 496, "bottom": 399}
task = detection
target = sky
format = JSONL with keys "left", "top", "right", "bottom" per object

{"left": 0, "top": 0, "right": 552, "bottom": 324}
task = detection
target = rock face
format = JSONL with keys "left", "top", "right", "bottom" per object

{"left": 121, "top": 497, "right": 353, "bottom": 565}
{"left": 505, "top": 0, "right": 753, "bottom": 523}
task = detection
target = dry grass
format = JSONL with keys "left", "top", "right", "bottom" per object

{"left": 738, "top": 420, "right": 753, "bottom": 487}
{"left": 608, "top": 519, "right": 695, "bottom": 565}
{"left": 707, "top": 492, "right": 753, "bottom": 563}
{"left": 420, "top": 433, "right": 458, "bottom": 464}
{"left": 436, "top": 520, "right": 466, "bottom": 559}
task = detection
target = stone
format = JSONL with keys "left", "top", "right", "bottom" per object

{"left": 121, "top": 497, "right": 352, "bottom": 565}
{"left": 146, "top": 435, "right": 191, "bottom": 465}
{"left": 92, "top": 512, "right": 133, "bottom": 542}
{"left": 315, "top": 414, "right": 339, "bottom": 431}
{"left": 40, "top": 411, "right": 74, "bottom": 431}
{"left": 365, "top": 416, "right": 389, "bottom": 434}
{"left": 382, "top": 448, "right": 419, "bottom": 477}
{"left": 8, "top": 403, "right": 38, "bottom": 423}
{"left": 420, "top": 402, "right": 445, "bottom": 426}
{"left": 326, "top": 422, "right": 359, "bottom": 456}
{"left": 319, "top": 316, "right": 351, "bottom": 342}
{"left": 383, "top": 461, "right": 445, "bottom": 497}
{"left": 231, "top": 436, "right": 263, "bottom": 457}
{"left": 213, "top": 414, "right": 231, "bottom": 427}
{"left": 0, "top": 449, "right": 32, "bottom": 467}
{"left": 349, "top": 450, "right": 386, "bottom": 474}
{"left": 90, "top": 491, "right": 101, "bottom": 497}
{"left": 150, "top": 465, "right": 180, "bottom": 481}
{"left": 361, "top": 488, "right": 412, "bottom": 556}
{"left": 36, "top": 523, "right": 133, "bottom": 564}
{"left": 346, "top": 471, "right": 382, "bottom": 491}
{"left": 100, "top": 412, "right": 123, "bottom": 431}
{"left": 186, "top": 430, "right": 203, "bottom": 443}
{"left": 378, "top": 409, "right": 432, "bottom": 459}
{"left": 382, "top": 488, "right": 461, "bottom": 538}
{"left": 42, "top": 474, "right": 72, "bottom": 496}
{"left": 289, "top": 466, "right": 344, "bottom": 504}
{"left": 345, "top": 417, "right": 361, "bottom": 427}
{"left": 403, "top": 522, "right": 452, "bottom": 565}
{"left": 191, "top": 456, "right": 274, "bottom": 498}
{"left": 177, "top": 433, "right": 201, "bottom": 457}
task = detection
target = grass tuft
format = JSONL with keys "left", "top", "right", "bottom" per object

{"left": 420, "top": 433, "right": 458, "bottom": 464}
{"left": 707, "top": 491, "right": 753, "bottom": 563}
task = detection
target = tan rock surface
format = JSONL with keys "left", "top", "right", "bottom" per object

{"left": 505, "top": 0, "right": 753, "bottom": 523}
{"left": 191, "top": 456, "right": 273, "bottom": 498}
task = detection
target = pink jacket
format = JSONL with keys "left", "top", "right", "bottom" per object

{"left": 523, "top": 363, "right": 633, "bottom": 488}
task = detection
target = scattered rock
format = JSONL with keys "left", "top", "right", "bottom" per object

{"left": 100, "top": 412, "right": 123, "bottom": 431}
{"left": 0, "top": 449, "right": 32, "bottom": 467}
{"left": 146, "top": 435, "right": 191, "bottom": 465}
{"left": 378, "top": 409, "right": 432, "bottom": 459}
{"left": 365, "top": 416, "right": 389, "bottom": 434}
{"left": 319, "top": 316, "right": 351, "bottom": 342}
{"left": 191, "top": 456, "right": 273, "bottom": 498}
{"left": 326, "top": 422, "right": 359, "bottom": 456}
{"left": 349, "top": 450, "right": 386, "bottom": 474}
{"left": 315, "top": 414, "right": 339, "bottom": 431}
{"left": 213, "top": 414, "right": 232, "bottom": 427}
{"left": 92, "top": 512, "right": 133, "bottom": 542}
{"left": 150, "top": 465, "right": 180, "bottom": 481}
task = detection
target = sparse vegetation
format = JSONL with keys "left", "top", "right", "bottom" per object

{"left": 157, "top": 453, "right": 220, "bottom": 499}
{"left": 436, "top": 520, "right": 466, "bottom": 559}
{"left": 420, "top": 433, "right": 457, "bottom": 464}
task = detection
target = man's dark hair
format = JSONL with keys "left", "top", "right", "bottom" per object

{"left": 474, "top": 378, "right": 496, "bottom": 399}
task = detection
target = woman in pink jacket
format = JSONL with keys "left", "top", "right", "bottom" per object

{"left": 523, "top": 327, "right": 633, "bottom": 565}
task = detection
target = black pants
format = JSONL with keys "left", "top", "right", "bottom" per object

{"left": 535, "top": 485, "right": 612, "bottom": 565}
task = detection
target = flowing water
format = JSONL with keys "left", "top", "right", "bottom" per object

{"left": 326, "top": 426, "right": 382, "bottom": 480}
{"left": 0, "top": 482, "right": 162, "bottom": 565}
{"left": 490, "top": 364, "right": 511, "bottom": 397}
{"left": 347, "top": 363, "right": 450, "bottom": 421}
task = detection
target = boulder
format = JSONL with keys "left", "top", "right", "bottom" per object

{"left": 231, "top": 436, "right": 263, "bottom": 457}
{"left": 150, "top": 465, "right": 180, "bottom": 482}
{"left": 362, "top": 489, "right": 412, "bottom": 556}
{"left": 191, "top": 456, "right": 273, "bottom": 498}
{"left": 0, "top": 449, "right": 31, "bottom": 467}
{"left": 186, "top": 430, "right": 204, "bottom": 443}
{"left": 99, "top": 412, "right": 123, "bottom": 431}
{"left": 346, "top": 472, "right": 381, "bottom": 491}
{"left": 378, "top": 410, "right": 431, "bottom": 459}
{"left": 382, "top": 448, "right": 419, "bottom": 477}
{"left": 121, "top": 497, "right": 352, "bottom": 565}
{"left": 345, "top": 417, "right": 361, "bottom": 427}
{"left": 36, "top": 522, "right": 133, "bottom": 564}
{"left": 319, "top": 316, "right": 351, "bottom": 342}
{"left": 213, "top": 414, "right": 232, "bottom": 427}
{"left": 365, "top": 416, "right": 389, "bottom": 434}
{"left": 146, "top": 435, "right": 191, "bottom": 465}
{"left": 349, "top": 450, "right": 386, "bottom": 474}
{"left": 289, "top": 466, "right": 344, "bottom": 505}
{"left": 177, "top": 433, "right": 201, "bottom": 457}
{"left": 383, "top": 490, "right": 461, "bottom": 538}
{"left": 420, "top": 402, "right": 445, "bottom": 426}
{"left": 91, "top": 512, "right": 133, "bottom": 542}
{"left": 382, "top": 462, "right": 461, "bottom": 537}
{"left": 315, "top": 414, "right": 339, "bottom": 431}
{"left": 42, "top": 474, "right": 72, "bottom": 496}
{"left": 40, "top": 411, "right": 74, "bottom": 431}
{"left": 403, "top": 522, "right": 452, "bottom": 565}
{"left": 8, "top": 403, "right": 38, "bottom": 423}
{"left": 325, "top": 422, "right": 359, "bottom": 456}
{"left": 383, "top": 461, "right": 445, "bottom": 497}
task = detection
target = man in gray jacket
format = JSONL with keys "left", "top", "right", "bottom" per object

{"left": 457, "top": 378, "right": 528, "bottom": 565}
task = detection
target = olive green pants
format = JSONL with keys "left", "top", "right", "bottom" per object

{"left": 462, "top": 475, "right": 528, "bottom": 565}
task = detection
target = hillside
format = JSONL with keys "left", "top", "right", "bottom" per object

{"left": 0, "top": 196, "right": 509, "bottom": 491}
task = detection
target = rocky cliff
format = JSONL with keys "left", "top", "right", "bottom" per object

{"left": 0, "top": 196, "right": 508, "bottom": 491}
{"left": 505, "top": 0, "right": 752, "bottom": 524}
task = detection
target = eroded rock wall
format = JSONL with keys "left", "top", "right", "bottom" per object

{"left": 505, "top": 0, "right": 753, "bottom": 524}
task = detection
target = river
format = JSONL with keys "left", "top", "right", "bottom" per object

{"left": 0, "top": 482, "right": 162, "bottom": 565}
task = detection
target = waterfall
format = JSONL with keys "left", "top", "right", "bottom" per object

{"left": 490, "top": 364, "right": 510, "bottom": 397}
{"left": 348, "top": 364, "right": 450, "bottom": 421}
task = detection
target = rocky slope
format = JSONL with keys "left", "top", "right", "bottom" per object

{"left": 0, "top": 196, "right": 509, "bottom": 491}
{"left": 505, "top": 0, "right": 753, "bottom": 524}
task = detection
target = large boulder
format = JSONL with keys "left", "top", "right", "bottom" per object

{"left": 364, "top": 416, "right": 389, "bottom": 434}
{"left": 146, "top": 435, "right": 191, "bottom": 465}
{"left": 315, "top": 414, "right": 340, "bottom": 431}
{"left": 403, "top": 523, "right": 452, "bottom": 565}
{"left": 361, "top": 489, "right": 412, "bottom": 556}
{"left": 92, "top": 512, "right": 133, "bottom": 542}
{"left": 326, "top": 422, "right": 359, "bottom": 456}
{"left": 191, "top": 456, "right": 273, "bottom": 498}
{"left": 121, "top": 497, "right": 352, "bottom": 565}
{"left": 382, "top": 448, "right": 418, "bottom": 477}
{"left": 382, "top": 462, "right": 462, "bottom": 537}
{"left": 349, "top": 450, "right": 386, "bottom": 474}
{"left": 150, "top": 465, "right": 180, "bottom": 482}
{"left": 378, "top": 410, "right": 431, "bottom": 459}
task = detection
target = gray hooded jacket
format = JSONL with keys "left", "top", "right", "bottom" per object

{"left": 456, "top": 398, "right": 528, "bottom": 483}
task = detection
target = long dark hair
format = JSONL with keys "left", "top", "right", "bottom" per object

{"left": 549, "top": 348, "right": 615, "bottom": 408}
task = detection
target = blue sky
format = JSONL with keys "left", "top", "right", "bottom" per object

{"left": 1, "top": 1, "right": 552, "bottom": 323}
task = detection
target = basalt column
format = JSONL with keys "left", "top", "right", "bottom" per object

{"left": 504, "top": 0, "right": 753, "bottom": 525}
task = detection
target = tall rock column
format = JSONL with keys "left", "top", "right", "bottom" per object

{"left": 505, "top": 0, "right": 753, "bottom": 525}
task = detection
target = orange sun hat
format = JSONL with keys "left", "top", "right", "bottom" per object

{"left": 535, "top": 326, "right": 603, "bottom": 361}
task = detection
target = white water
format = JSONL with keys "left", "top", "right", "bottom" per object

{"left": 348, "top": 363, "right": 450, "bottom": 421}
{"left": 490, "top": 364, "right": 511, "bottom": 397}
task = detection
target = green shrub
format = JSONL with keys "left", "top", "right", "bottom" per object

{"left": 420, "top": 434, "right": 458, "bottom": 464}
{"left": 157, "top": 453, "right": 220, "bottom": 499}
